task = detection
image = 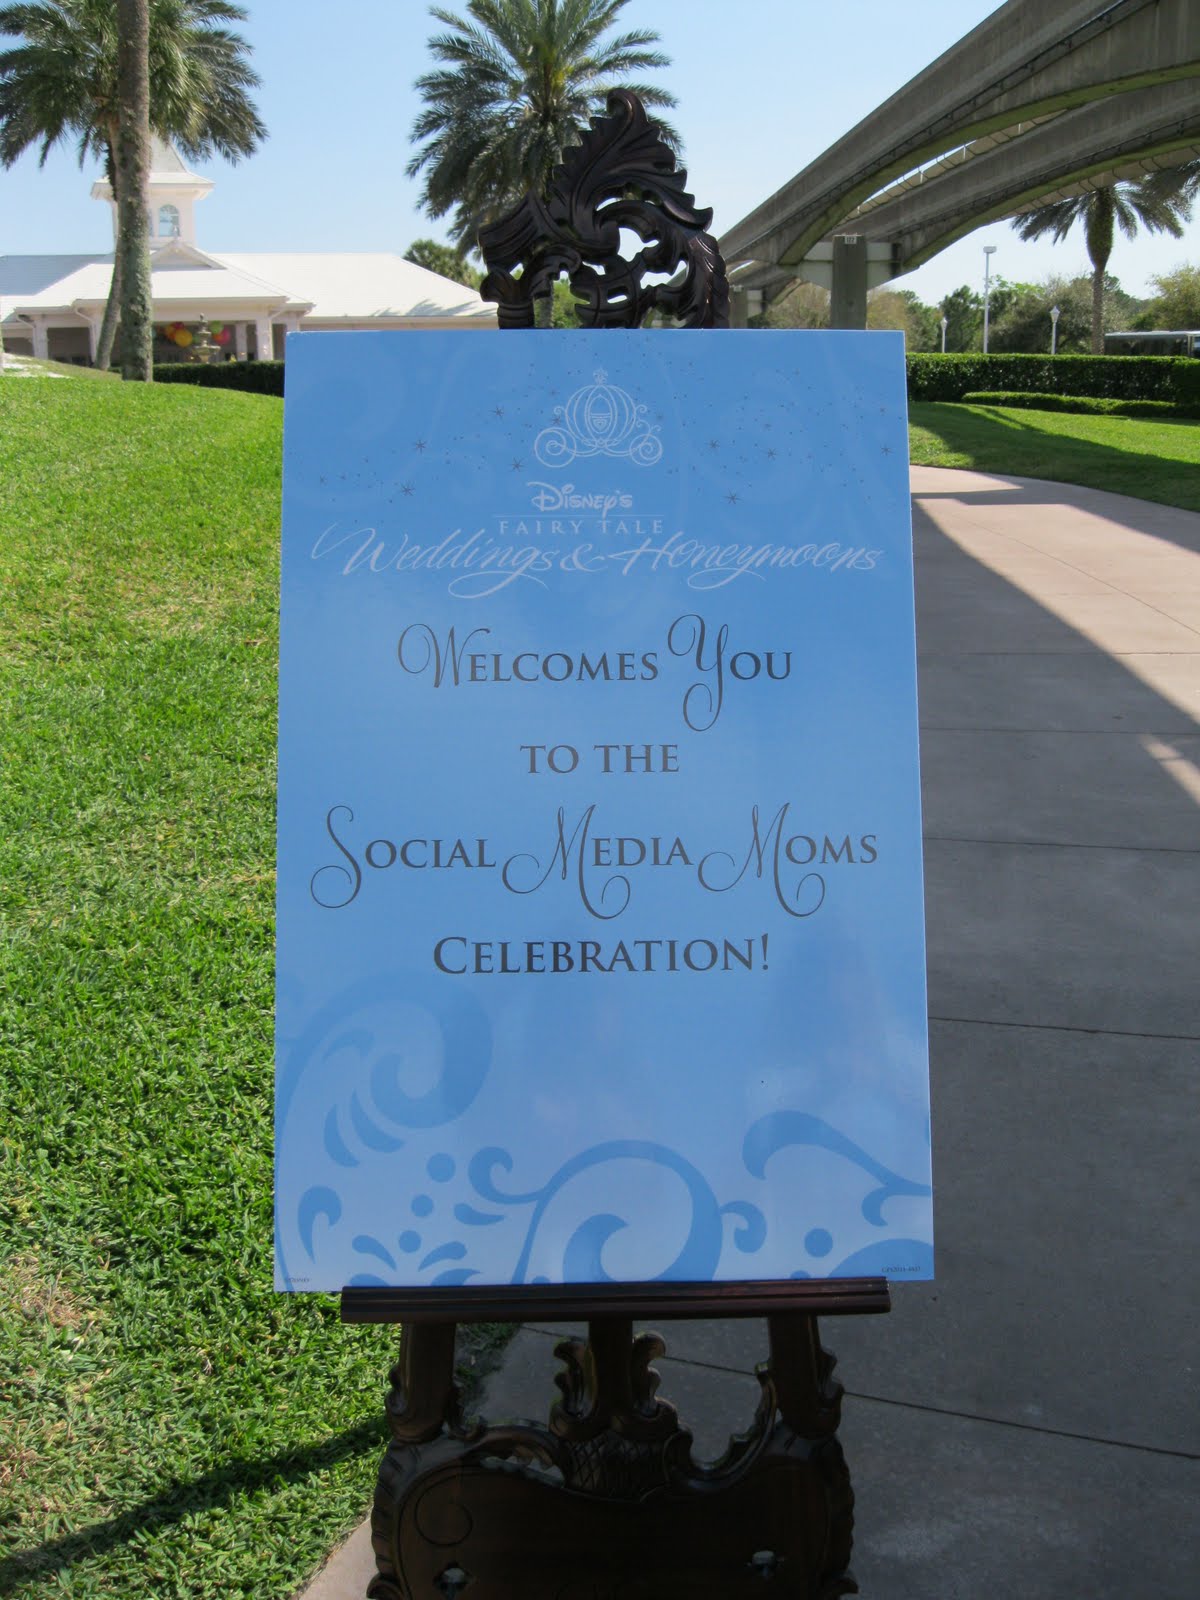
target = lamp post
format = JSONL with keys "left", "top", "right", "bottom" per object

{"left": 982, "top": 244, "right": 997, "bottom": 353}
{"left": 940, "top": 315, "right": 948, "bottom": 353}
{"left": 1051, "top": 304, "right": 1061, "bottom": 356}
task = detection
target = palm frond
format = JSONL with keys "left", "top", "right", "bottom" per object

{"left": 409, "top": 0, "right": 679, "bottom": 229}
{"left": 0, "top": 0, "right": 263, "bottom": 171}
{"left": 1012, "top": 194, "right": 1087, "bottom": 244}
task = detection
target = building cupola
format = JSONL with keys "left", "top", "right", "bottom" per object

{"left": 91, "top": 136, "right": 214, "bottom": 250}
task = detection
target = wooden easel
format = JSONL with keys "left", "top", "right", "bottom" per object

{"left": 346, "top": 90, "right": 894, "bottom": 1598}
{"left": 344, "top": 1279, "right": 888, "bottom": 1598}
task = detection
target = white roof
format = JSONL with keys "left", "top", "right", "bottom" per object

{"left": 91, "top": 137, "right": 213, "bottom": 202}
{"left": 0, "top": 253, "right": 110, "bottom": 298}
{"left": 148, "top": 135, "right": 191, "bottom": 176}
{"left": 4, "top": 258, "right": 291, "bottom": 313}
{"left": 1, "top": 250, "right": 492, "bottom": 324}
{"left": 219, "top": 253, "right": 491, "bottom": 321}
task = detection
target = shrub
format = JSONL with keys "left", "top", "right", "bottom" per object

{"left": 154, "top": 360, "right": 284, "bottom": 396}
{"left": 959, "top": 391, "right": 1200, "bottom": 420}
{"left": 906, "top": 353, "right": 1200, "bottom": 405}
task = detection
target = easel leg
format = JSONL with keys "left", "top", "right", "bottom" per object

{"left": 369, "top": 1320, "right": 476, "bottom": 1600}
{"left": 764, "top": 1312, "right": 856, "bottom": 1589}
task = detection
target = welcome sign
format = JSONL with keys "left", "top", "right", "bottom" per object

{"left": 275, "top": 330, "right": 932, "bottom": 1292}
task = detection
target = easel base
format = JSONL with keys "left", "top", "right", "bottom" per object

{"left": 343, "top": 1281, "right": 889, "bottom": 1599}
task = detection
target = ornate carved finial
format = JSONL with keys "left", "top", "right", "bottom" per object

{"left": 479, "top": 89, "right": 730, "bottom": 330}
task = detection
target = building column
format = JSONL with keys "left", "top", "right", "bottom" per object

{"left": 86, "top": 317, "right": 100, "bottom": 365}
{"left": 235, "top": 322, "right": 248, "bottom": 361}
{"left": 253, "top": 315, "right": 272, "bottom": 361}
{"left": 728, "top": 287, "right": 766, "bottom": 329}
{"left": 830, "top": 236, "right": 868, "bottom": 330}
{"left": 31, "top": 318, "right": 49, "bottom": 361}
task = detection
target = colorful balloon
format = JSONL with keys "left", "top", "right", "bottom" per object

{"left": 175, "top": 329, "right": 193, "bottom": 348}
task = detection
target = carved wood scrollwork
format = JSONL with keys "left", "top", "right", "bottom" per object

{"left": 478, "top": 89, "right": 730, "bottom": 330}
{"left": 368, "top": 1315, "right": 858, "bottom": 1599}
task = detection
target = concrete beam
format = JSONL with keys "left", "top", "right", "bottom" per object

{"left": 729, "top": 244, "right": 897, "bottom": 298}
{"left": 720, "top": 0, "right": 1200, "bottom": 269}
{"left": 858, "top": 80, "right": 1200, "bottom": 274}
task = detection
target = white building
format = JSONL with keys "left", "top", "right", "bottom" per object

{"left": 0, "top": 139, "right": 495, "bottom": 364}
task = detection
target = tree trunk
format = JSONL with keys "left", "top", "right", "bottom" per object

{"left": 95, "top": 145, "right": 123, "bottom": 372}
{"left": 1091, "top": 266, "right": 1105, "bottom": 355}
{"left": 533, "top": 293, "right": 552, "bottom": 329}
{"left": 115, "top": 0, "right": 153, "bottom": 382}
{"left": 1084, "top": 189, "right": 1114, "bottom": 356}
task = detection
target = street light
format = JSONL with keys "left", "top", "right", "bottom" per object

{"left": 940, "top": 314, "right": 948, "bottom": 353}
{"left": 982, "top": 244, "right": 998, "bottom": 353}
{"left": 1051, "top": 303, "right": 1061, "bottom": 356}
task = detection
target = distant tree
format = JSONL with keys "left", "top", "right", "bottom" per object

{"left": 1134, "top": 264, "right": 1200, "bottom": 330}
{"left": 408, "top": 0, "right": 678, "bottom": 324}
{"left": 114, "top": 0, "right": 151, "bottom": 380}
{"left": 981, "top": 277, "right": 1041, "bottom": 352}
{"left": 970, "top": 270, "right": 1144, "bottom": 354}
{"left": 404, "top": 237, "right": 483, "bottom": 288}
{"left": 755, "top": 279, "right": 829, "bottom": 329}
{"left": 1012, "top": 169, "right": 1196, "bottom": 352}
{"left": 867, "top": 286, "right": 940, "bottom": 350}
{"left": 988, "top": 276, "right": 1078, "bottom": 353}
{"left": 550, "top": 277, "right": 581, "bottom": 326}
{"left": 939, "top": 285, "right": 982, "bottom": 352}
{"left": 0, "top": 0, "right": 265, "bottom": 367}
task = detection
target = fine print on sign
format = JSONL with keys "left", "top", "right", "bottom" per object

{"left": 274, "top": 330, "right": 933, "bottom": 1292}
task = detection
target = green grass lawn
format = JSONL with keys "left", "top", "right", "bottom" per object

{"left": 0, "top": 381, "right": 416, "bottom": 1599}
{"left": 909, "top": 402, "right": 1200, "bottom": 513}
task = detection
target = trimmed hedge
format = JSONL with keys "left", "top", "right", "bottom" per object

{"left": 149, "top": 352, "right": 1200, "bottom": 411}
{"left": 906, "top": 353, "right": 1200, "bottom": 406}
{"left": 960, "top": 390, "right": 1200, "bottom": 421}
{"left": 154, "top": 359, "right": 284, "bottom": 396}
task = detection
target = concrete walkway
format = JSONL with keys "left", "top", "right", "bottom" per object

{"left": 298, "top": 467, "right": 1200, "bottom": 1599}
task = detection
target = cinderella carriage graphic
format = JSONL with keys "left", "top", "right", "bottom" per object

{"left": 534, "top": 369, "right": 663, "bottom": 468}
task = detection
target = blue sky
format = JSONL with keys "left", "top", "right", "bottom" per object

{"left": 2, "top": 0, "right": 1195, "bottom": 304}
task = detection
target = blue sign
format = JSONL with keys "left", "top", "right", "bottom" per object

{"left": 275, "top": 330, "right": 932, "bottom": 1291}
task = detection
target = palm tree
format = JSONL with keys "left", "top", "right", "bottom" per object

{"left": 408, "top": 0, "right": 678, "bottom": 256}
{"left": 403, "top": 236, "right": 483, "bottom": 287}
{"left": 1012, "top": 166, "right": 1197, "bottom": 353}
{"left": 0, "top": 0, "right": 265, "bottom": 367}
